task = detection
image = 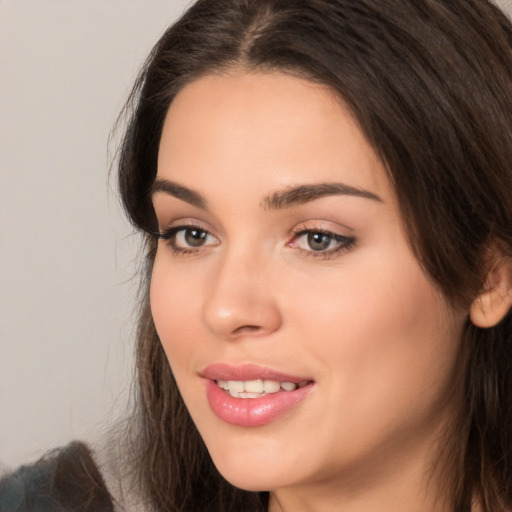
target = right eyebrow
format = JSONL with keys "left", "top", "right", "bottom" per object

{"left": 262, "top": 182, "right": 383, "bottom": 210}
{"left": 151, "top": 178, "right": 207, "bottom": 209}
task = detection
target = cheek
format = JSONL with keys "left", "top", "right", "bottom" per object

{"left": 286, "top": 243, "right": 464, "bottom": 418}
{"left": 149, "top": 257, "right": 201, "bottom": 368}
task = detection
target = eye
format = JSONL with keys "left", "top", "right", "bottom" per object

{"left": 290, "top": 227, "right": 356, "bottom": 258}
{"left": 303, "top": 232, "right": 335, "bottom": 251}
{"left": 175, "top": 227, "right": 210, "bottom": 248}
{"left": 156, "top": 225, "right": 219, "bottom": 254}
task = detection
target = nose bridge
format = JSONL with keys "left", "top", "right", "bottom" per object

{"left": 202, "top": 241, "right": 282, "bottom": 339}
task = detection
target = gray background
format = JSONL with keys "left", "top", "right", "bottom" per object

{"left": 0, "top": 0, "right": 190, "bottom": 467}
{"left": 1, "top": 0, "right": 511, "bottom": 468}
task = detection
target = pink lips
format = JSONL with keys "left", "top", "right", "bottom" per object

{"left": 201, "top": 364, "right": 314, "bottom": 427}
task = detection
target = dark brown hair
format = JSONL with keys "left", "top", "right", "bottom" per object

{"left": 117, "top": 1, "right": 512, "bottom": 510}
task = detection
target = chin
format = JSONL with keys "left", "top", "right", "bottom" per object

{"left": 213, "top": 457, "right": 289, "bottom": 493}
{"left": 200, "top": 424, "right": 303, "bottom": 492}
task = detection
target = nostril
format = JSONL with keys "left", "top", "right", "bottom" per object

{"left": 233, "top": 325, "right": 261, "bottom": 335}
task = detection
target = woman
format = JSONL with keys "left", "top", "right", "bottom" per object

{"left": 2, "top": 0, "right": 512, "bottom": 511}
{"left": 117, "top": 0, "right": 512, "bottom": 510}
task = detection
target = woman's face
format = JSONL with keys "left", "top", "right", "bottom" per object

{"left": 151, "top": 71, "right": 467, "bottom": 502}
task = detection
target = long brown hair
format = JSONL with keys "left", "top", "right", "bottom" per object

{"left": 117, "top": 1, "right": 512, "bottom": 510}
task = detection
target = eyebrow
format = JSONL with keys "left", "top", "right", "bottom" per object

{"left": 151, "top": 178, "right": 382, "bottom": 210}
{"left": 262, "top": 182, "right": 383, "bottom": 210}
{"left": 152, "top": 178, "right": 207, "bottom": 209}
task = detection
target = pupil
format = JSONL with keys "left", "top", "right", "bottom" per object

{"left": 185, "top": 229, "right": 207, "bottom": 247}
{"left": 308, "top": 232, "right": 330, "bottom": 251}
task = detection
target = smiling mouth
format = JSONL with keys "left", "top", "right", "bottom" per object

{"left": 205, "top": 367, "right": 315, "bottom": 426}
{"left": 216, "top": 379, "right": 310, "bottom": 398}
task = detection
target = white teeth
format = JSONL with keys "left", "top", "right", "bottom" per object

{"left": 217, "top": 380, "right": 229, "bottom": 390}
{"left": 263, "top": 380, "right": 281, "bottom": 393}
{"left": 239, "top": 392, "right": 264, "bottom": 398}
{"left": 244, "top": 380, "right": 264, "bottom": 393}
{"left": 216, "top": 379, "right": 301, "bottom": 396}
{"left": 227, "top": 380, "right": 245, "bottom": 393}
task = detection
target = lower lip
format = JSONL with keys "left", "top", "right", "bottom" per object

{"left": 205, "top": 379, "right": 313, "bottom": 427}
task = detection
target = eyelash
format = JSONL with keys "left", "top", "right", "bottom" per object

{"left": 155, "top": 224, "right": 356, "bottom": 259}
{"left": 289, "top": 226, "right": 356, "bottom": 260}
{"left": 156, "top": 224, "right": 218, "bottom": 256}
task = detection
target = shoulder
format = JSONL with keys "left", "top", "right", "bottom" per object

{"left": 0, "top": 441, "right": 114, "bottom": 512}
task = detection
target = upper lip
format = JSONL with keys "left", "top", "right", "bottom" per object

{"left": 201, "top": 363, "right": 312, "bottom": 383}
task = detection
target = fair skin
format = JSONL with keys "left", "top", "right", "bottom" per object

{"left": 150, "top": 71, "right": 470, "bottom": 512}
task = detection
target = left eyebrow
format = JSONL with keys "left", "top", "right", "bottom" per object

{"left": 262, "top": 182, "right": 383, "bottom": 210}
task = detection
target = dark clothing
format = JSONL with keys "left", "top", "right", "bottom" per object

{"left": 0, "top": 442, "right": 114, "bottom": 512}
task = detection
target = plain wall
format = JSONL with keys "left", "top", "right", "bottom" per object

{"left": 1, "top": 0, "right": 511, "bottom": 469}
{"left": 0, "top": 0, "right": 191, "bottom": 468}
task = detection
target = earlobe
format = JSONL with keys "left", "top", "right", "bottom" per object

{"left": 469, "top": 253, "right": 512, "bottom": 328}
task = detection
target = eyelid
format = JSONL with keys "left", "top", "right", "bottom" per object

{"left": 289, "top": 220, "right": 354, "bottom": 239}
{"left": 156, "top": 220, "right": 220, "bottom": 256}
{"left": 155, "top": 216, "right": 215, "bottom": 237}
{"left": 157, "top": 225, "right": 218, "bottom": 242}
{"left": 288, "top": 222, "right": 356, "bottom": 259}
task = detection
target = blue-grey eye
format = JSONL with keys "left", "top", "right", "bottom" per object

{"left": 307, "top": 232, "right": 332, "bottom": 251}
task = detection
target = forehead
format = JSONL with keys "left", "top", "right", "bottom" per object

{"left": 157, "top": 71, "right": 392, "bottom": 204}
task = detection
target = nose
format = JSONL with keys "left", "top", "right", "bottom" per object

{"left": 202, "top": 250, "right": 283, "bottom": 340}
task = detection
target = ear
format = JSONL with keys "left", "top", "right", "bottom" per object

{"left": 469, "top": 248, "right": 512, "bottom": 328}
